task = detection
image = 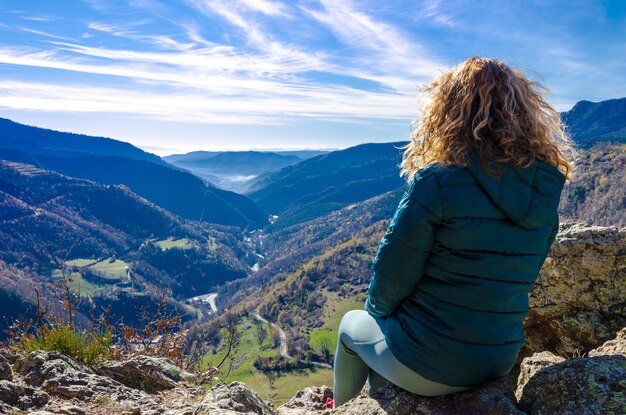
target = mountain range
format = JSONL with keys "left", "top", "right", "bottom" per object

{"left": 0, "top": 118, "right": 267, "bottom": 228}
{"left": 164, "top": 150, "right": 327, "bottom": 193}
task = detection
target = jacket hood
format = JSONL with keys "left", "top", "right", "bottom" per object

{"left": 465, "top": 151, "right": 566, "bottom": 229}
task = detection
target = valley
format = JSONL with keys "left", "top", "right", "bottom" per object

{"left": 0, "top": 96, "right": 625, "bottom": 406}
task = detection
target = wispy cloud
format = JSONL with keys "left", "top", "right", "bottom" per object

{"left": 1, "top": 0, "right": 624, "bottom": 150}
{"left": 416, "top": 0, "right": 455, "bottom": 27}
{"left": 17, "top": 27, "right": 75, "bottom": 41}
{"left": 301, "top": 0, "right": 446, "bottom": 89}
{"left": 0, "top": 0, "right": 445, "bottom": 131}
{"left": 237, "top": 0, "right": 291, "bottom": 17}
{"left": 21, "top": 15, "right": 58, "bottom": 22}
{"left": 0, "top": 79, "right": 418, "bottom": 124}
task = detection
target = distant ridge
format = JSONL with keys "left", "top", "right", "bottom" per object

{"left": 164, "top": 150, "right": 329, "bottom": 193}
{"left": 0, "top": 118, "right": 163, "bottom": 163}
{"left": 561, "top": 97, "right": 626, "bottom": 147}
{"left": 0, "top": 118, "right": 267, "bottom": 228}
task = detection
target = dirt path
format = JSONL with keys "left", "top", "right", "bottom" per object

{"left": 252, "top": 311, "right": 332, "bottom": 369}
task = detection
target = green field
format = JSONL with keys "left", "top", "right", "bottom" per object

{"left": 51, "top": 270, "right": 105, "bottom": 297}
{"left": 63, "top": 257, "right": 128, "bottom": 280}
{"left": 65, "top": 258, "right": 97, "bottom": 267}
{"left": 309, "top": 290, "right": 365, "bottom": 354}
{"left": 90, "top": 258, "right": 128, "bottom": 279}
{"left": 155, "top": 237, "right": 193, "bottom": 250}
{"left": 200, "top": 316, "right": 333, "bottom": 405}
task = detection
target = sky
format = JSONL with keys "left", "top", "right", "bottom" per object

{"left": 0, "top": 1, "right": 625, "bottom": 155}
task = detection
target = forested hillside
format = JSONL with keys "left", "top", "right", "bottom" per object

{"left": 0, "top": 118, "right": 162, "bottom": 162}
{"left": 560, "top": 142, "right": 625, "bottom": 227}
{"left": 561, "top": 97, "right": 626, "bottom": 148}
{"left": 246, "top": 142, "right": 406, "bottom": 228}
{"left": 0, "top": 160, "right": 253, "bottom": 336}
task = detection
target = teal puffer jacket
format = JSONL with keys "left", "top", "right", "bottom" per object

{"left": 365, "top": 151, "right": 566, "bottom": 387}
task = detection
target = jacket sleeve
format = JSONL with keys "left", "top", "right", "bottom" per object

{"left": 364, "top": 166, "right": 444, "bottom": 319}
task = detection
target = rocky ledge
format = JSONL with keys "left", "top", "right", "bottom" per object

{"left": 0, "top": 328, "right": 624, "bottom": 415}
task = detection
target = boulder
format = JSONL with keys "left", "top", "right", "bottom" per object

{"left": 589, "top": 326, "right": 626, "bottom": 357}
{"left": 278, "top": 386, "right": 333, "bottom": 414}
{"left": 194, "top": 381, "right": 276, "bottom": 415}
{"left": 518, "top": 355, "right": 626, "bottom": 414}
{"left": 13, "top": 350, "right": 150, "bottom": 403}
{"left": 0, "top": 379, "right": 49, "bottom": 411}
{"left": 515, "top": 351, "right": 565, "bottom": 399}
{"left": 329, "top": 379, "right": 522, "bottom": 415}
{"left": 95, "top": 355, "right": 196, "bottom": 393}
{"left": 524, "top": 223, "right": 626, "bottom": 357}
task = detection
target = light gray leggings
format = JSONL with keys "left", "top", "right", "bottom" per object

{"left": 333, "top": 310, "right": 470, "bottom": 407}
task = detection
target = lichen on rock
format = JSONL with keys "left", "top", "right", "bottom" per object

{"left": 518, "top": 355, "right": 626, "bottom": 414}
{"left": 524, "top": 222, "right": 626, "bottom": 357}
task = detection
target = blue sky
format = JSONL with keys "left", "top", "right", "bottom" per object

{"left": 0, "top": 0, "right": 625, "bottom": 155}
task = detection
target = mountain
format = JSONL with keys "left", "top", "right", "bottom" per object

{"left": 164, "top": 149, "right": 329, "bottom": 164}
{"left": 245, "top": 142, "right": 406, "bottom": 227}
{"left": 164, "top": 150, "right": 330, "bottom": 193}
{"left": 165, "top": 151, "right": 304, "bottom": 193}
{"left": 561, "top": 98, "right": 626, "bottom": 148}
{"left": 0, "top": 119, "right": 267, "bottom": 228}
{"left": 167, "top": 151, "right": 302, "bottom": 176}
{"left": 0, "top": 159, "right": 253, "bottom": 335}
{"left": 0, "top": 118, "right": 162, "bottom": 163}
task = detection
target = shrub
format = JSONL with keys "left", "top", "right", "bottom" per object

{"left": 20, "top": 319, "right": 112, "bottom": 365}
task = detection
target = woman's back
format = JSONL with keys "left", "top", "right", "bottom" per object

{"left": 333, "top": 57, "right": 576, "bottom": 408}
{"left": 367, "top": 151, "right": 566, "bottom": 386}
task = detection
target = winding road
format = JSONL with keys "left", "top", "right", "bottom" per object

{"left": 253, "top": 311, "right": 332, "bottom": 369}
{"left": 253, "top": 311, "right": 291, "bottom": 358}
{"left": 186, "top": 292, "right": 332, "bottom": 369}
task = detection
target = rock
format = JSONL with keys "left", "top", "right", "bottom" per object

{"left": 194, "top": 381, "right": 275, "bottom": 415}
{"left": 58, "top": 405, "right": 87, "bottom": 415}
{"left": 328, "top": 379, "right": 523, "bottom": 415}
{"left": 0, "top": 380, "right": 22, "bottom": 407}
{"left": 122, "top": 407, "right": 141, "bottom": 415}
{"left": 524, "top": 223, "right": 626, "bottom": 357}
{"left": 589, "top": 326, "right": 626, "bottom": 357}
{"left": 0, "top": 379, "right": 49, "bottom": 410}
{"left": 0, "top": 350, "right": 21, "bottom": 365}
{"left": 516, "top": 351, "right": 565, "bottom": 399}
{"left": 519, "top": 355, "right": 626, "bottom": 414}
{"left": 95, "top": 355, "right": 196, "bottom": 393}
{"left": 0, "top": 401, "right": 19, "bottom": 414}
{"left": 0, "top": 353, "right": 11, "bottom": 381}
{"left": 278, "top": 386, "right": 333, "bottom": 414}
{"left": 14, "top": 350, "right": 150, "bottom": 403}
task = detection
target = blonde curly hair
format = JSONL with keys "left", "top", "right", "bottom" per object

{"left": 400, "top": 56, "right": 577, "bottom": 181}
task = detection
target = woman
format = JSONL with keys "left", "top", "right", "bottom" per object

{"left": 332, "top": 56, "right": 576, "bottom": 407}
